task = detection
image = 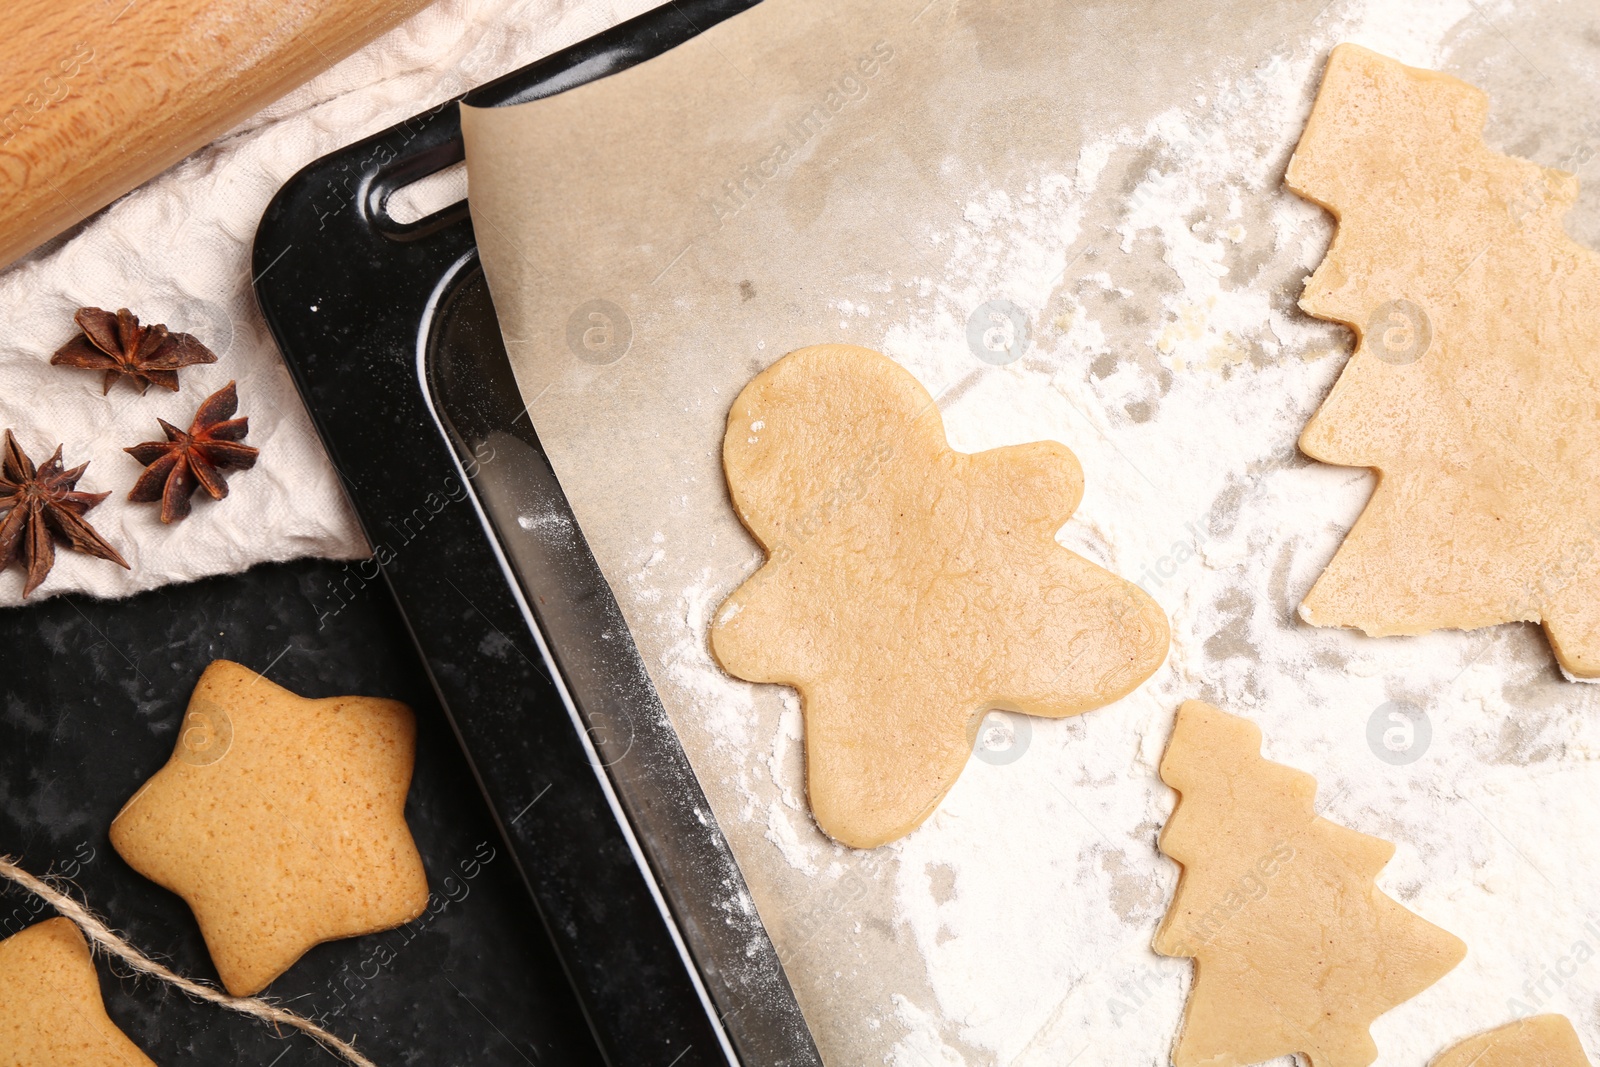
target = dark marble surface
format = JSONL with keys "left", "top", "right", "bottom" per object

{"left": 0, "top": 557, "right": 604, "bottom": 1065}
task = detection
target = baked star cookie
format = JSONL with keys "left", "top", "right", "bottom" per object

{"left": 110, "top": 660, "right": 429, "bottom": 996}
{"left": 710, "top": 344, "right": 1169, "bottom": 848}
{"left": 0, "top": 918, "right": 157, "bottom": 1066}
{"left": 1155, "top": 700, "right": 1465, "bottom": 1067}
{"left": 1432, "top": 1015, "right": 1592, "bottom": 1066}
{"left": 1287, "top": 43, "right": 1600, "bottom": 677}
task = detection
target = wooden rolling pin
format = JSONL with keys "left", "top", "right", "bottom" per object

{"left": 0, "top": 0, "right": 435, "bottom": 271}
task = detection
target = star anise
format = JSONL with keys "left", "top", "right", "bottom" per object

{"left": 0, "top": 430, "right": 129, "bottom": 598}
{"left": 51, "top": 307, "right": 218, "bottom": 394}
{"left": 125, "top": 381, "right": 259, "bottom": 523}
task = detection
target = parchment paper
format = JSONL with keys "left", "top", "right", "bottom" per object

{"left": 462, "top": 2, "right": 1600, "bottom": 1063}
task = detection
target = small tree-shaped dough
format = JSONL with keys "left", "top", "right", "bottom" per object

{"left": 1288, "top": 43, "right": 1600, "bottom": 677}
{"left": 711, "top": 345, "right": 1169, "bottom": 848}
{"left": 1431, "top": 1015, "right": 1592, "bottom": 1066}
{"left": 0, "top": 918, "right": 157, "bottom": 1066}
{"left": 1155, "top": 700, "right": 1466, "bottom": 1067}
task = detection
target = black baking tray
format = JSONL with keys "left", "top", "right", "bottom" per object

{"left": 252, "top": 3, "right": 820, "bottom": 1066}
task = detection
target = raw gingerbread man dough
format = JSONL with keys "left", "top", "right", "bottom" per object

{"left": 0, "top": 918, "right": 157, "bottom": 1066}
{"left": 711, "top": 344, "right": 1169, "bottom": 848}
{"left": 1155, "top": 700, "right": 1465, "bottom": 1067}
{"left": 110, "top": 660, "right": 429, "bottom": 996}
{"left": 1431, "top": 1015, "right": 1592, "bottom": 1066}
{"left": 1288, "top": 44, "right": 1600, "bottom": 677}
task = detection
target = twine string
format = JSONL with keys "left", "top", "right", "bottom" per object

{"left": 0, "top": 855, "right": 376, "bottom": 1067}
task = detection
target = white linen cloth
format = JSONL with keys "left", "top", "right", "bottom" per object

{"left": 0, "top": 0, "right": 653, "bottom": 606}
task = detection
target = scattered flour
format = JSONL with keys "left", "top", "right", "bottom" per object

{"left": 645, "top": 0, "right": 1600, "bottom": 1064}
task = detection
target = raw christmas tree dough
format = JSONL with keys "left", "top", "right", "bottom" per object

{"left": 110, "top": 660, "right": 429, "bottom": 996}
{"left": 0, "top": 918, "right": 157, "bottom": 1066}
{"left": 1287, "top": 43, "right": 1600, "bottom": 677}
{"left": 1155, "top": 700, "right": 1466, "bottom": 1067}
{"left": 1431, "top": 1015, "right": 1592, "bottom": 1066}
{"left": 710, "top": 344, "right": 1169, "bottom": 848}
